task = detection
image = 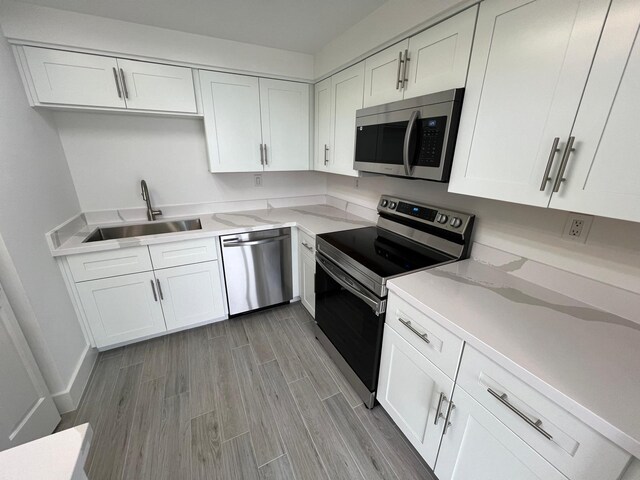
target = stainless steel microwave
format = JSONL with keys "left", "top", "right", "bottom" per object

{"left": 353, "top": 89, "right": 464, "bottom": 182}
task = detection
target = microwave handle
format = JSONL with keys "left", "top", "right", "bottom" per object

{"left": 403, "top": 110, "right": 420, "bottom": 176}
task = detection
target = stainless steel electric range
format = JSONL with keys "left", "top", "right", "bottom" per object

{"left": 314, "top": 195, "right": 475, "bottom": 408}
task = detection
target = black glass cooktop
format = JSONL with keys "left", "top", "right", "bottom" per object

{"left": 318, "top": 226, "right": 452, "bottom": 279}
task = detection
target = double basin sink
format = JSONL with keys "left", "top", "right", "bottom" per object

{"left": 83, "top": 218, "right": 202, "bottom": 243}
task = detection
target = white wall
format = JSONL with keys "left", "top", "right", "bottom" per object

{"left": 314, "top": 0, "right": 474, "bottom": 78}
{"left": 0, "top": 28, "right": 88, "bottom": 399}
{"left": 327, "top": 174, "right": 640, "bottom": 294}
{"left": 53, "top": 112, "right": 327, "bottom": 211}
{"left": 0, "top": 0, "right": 314, "bottom": 81}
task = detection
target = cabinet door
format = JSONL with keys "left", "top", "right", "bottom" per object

{"left": 314, "top": 77, "right": 332, "bottom": 171}
{"left": 299, "top": 250, "right": 316, "bottom": 318}
{"left": 117, "top": 59, "right": 197, "bottom": 113}
{"left": 154, "top": 262, "right": 226, "bottom": 331}
{"left": 259, "top": 79, "right": 310, "bottom": 171}
{"left": 77, "top": 272, "right": 166, "bottom": 348}
{"left": 404, "top": 6, "right": 476, "bottom": 99}
{"left": 330, "top": 62, "right": 365, "bottom": 177}
{"left": 23, "top": 47, "right": 125, "bottom": 108}
{"left": 200, "top": 70, "right": 264, "bottom": 172}
{"left": 377, "top": 325, "right": 454, "bottom": 467}
{"left": 363, "top": 40, "right": 408, "bottom": 107}
{"left": 435, "top": 387, "right": 567, "bottom": 480}
{"left": 448, "top": 0, "right": 610, "bottom": 207}
{"left": 548, "top": 0, "right": 640, "bottom": 222}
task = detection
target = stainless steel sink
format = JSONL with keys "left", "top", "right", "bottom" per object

{"left": 83, "top": 219, "right": 202, "bottom": 243}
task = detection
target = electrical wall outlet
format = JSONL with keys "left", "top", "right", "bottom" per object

{"left": 562, "top": 213, "right": 593, "bottom": 243}
{"left": 254, "top": 174, "right": 262, "bottom": 187}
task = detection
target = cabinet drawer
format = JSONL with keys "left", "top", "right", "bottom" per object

{"left": 457, "top": 346, "right": 630, "bottom": 480}
{"left": 149, "top": 238, "right": 218, "bottom": 269}
{"left": 68, "top": 246, "right": 152, "bottom": 282}
{"left": 386, "top": 292, "right": 463, "bottom": 380}
{"left": 298, "top": 230, "right": 315, "bottom": 258}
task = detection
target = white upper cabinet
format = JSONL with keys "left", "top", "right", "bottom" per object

{"left": 21, "top": 47, "right": 197, "bottom": 113}
{"left": 405, "top": 6, "right": 477, "bottom": 98}
{"left": 117, "top": 59, "right": 197, "bottom": 113}
{"left": 201, "top": 71, "right": 310, "bottom": 173}
{"left": 200, "top": 71, "right": 264, "bottom": 173}
{"left": 363, "top": 40, "right": 409, "bottom": 107}
{"left": 314, "top": 77, "right": 332, "bottom": 171}
{"left": 448, "top": 0, "right": 611, "bottom": 207}
{"left": 363, "top": 7, "right": 476, "bottom": 108}
{"left": 259, "top": 79, "right": 310, "bottom": 172}
{"left": 548, "top": 0, "right": 640, "bottom": 223}
{"left": 23, "top": 47, "right": 125, "bottom": 108}
{"left": 434, "top": 387, "right": 568, "bottom": 480}
{"left": 329, "top": 61, "right": 365, "bottom": 177}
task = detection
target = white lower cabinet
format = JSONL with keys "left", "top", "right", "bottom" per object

{"left": 434, "top": 387, "right": 568, "bottom": 480}
{"left": 76, "top": 271, "right": 166, "bottom": 348}
{"left": 377, "top": 324, "right": 454, "bottom": 467}
{"left": 298, "top": 230, "right": 316, "bottom": 317}
{"left": 154, "top": 262, "right": 225, "bottom": 331}
{"left": 72, "top": 238, "right": 227, "bottom": 349}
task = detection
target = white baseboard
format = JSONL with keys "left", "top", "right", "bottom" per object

{"left": 52, "top": 344, "right": 98, "bottom": 413}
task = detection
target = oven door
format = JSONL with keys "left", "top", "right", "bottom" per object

{"left": 314, "top": 253, "right": 386, "bottom": 392}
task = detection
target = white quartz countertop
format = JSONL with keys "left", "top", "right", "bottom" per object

{"left": 0, "top": 424, "right": 92, "bottom": 480}
{"left": 49, "top": 204, "right": 373, "bottom": 256}
{"left": 387, "top": 260, "right": 640, "bottom": 458}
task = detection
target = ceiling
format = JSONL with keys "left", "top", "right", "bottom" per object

{"left": 14, "top": 0, "right": 387, "bottom": 54}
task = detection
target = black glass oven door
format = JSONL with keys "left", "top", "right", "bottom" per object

{"left": 314, "top": 255, "right": 385, "bottom": 392}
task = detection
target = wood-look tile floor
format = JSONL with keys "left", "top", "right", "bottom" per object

{"left": 57, "top": 302, "right": 437, "bottom": 480}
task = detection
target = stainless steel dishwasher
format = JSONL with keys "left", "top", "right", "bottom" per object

{"left": 220, "top": 227, "right": 293, "bottom": 315}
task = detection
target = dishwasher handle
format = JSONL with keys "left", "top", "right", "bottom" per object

{"left": 222, "top": 234, "right": 290, "bottom": 247}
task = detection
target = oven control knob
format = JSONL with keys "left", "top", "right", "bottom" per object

{"left": 380, "top": 199, "right": 389, "bottom": 207}
{"left": 450, "top": 217, "right": 463, "bottom": 228}
{"left": 436, "top": 213, "right": 448, "bottom": 224}
{"left": 388, "top": 201, "right": 397, "bottom": 209}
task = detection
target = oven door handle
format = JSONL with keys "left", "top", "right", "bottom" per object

{"left": 403, "top": 110, "right": 420, "bottom": 176}
{"left": 317, "top": 256, "right": 385, "bottom": 315}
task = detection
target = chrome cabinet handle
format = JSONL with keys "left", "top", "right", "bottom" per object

{"left": 396, "top": 51, "right": 404, "bottom": 90}
{"left": 403, "top": 110, "right": 419, "bottom": 176}
{"left": 540, "top": 137, "right": 560, "bottom": 191}
{"left": 552, "top": 136, "right": 575, "bottom": 193}
{"left": 487, "top": 388, "right": 553, "bottom": 440}
{"left": 150, "top": 280, "right": 158, "bottom": 302}
{"left": 263, "top": 144, "right": 268, "bottom": 165}
{"left": 112, "top": 67, "right": 122, "bottom": 98}
{"left": 398, "top": 317, "right": 430, "bottom": 343}
{"left": 301, "top": 241, "right": 314, "bottom": 252}
{"left": 119, "top": 68, "right": 129, "bottom": 99}
{"left": 324, "top": 144, "right": 329, "bottom": 165}
{"left": 442, "top": 401, "right": 456, "bottom": 435}
{"left": 402, "top": 49, "right": 410, "bottom": 88}
{"left": 156, "top": 279, "right": 164, "bottom": 300}
{"left": 434, "top": 392, "right": 447, "bottom": 425}
{"left": 260, "top": 144, "right": 264, "bottom": 165}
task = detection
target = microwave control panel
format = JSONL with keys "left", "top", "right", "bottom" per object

{"left": 415, "top": 116, "right": 447, "bottom": 167}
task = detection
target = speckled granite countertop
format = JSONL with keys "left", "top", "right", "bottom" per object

{"left": 47, "top": 204, "right": 373, "bottom": 257}
{"left": 388, "top": 259, "right": 640, "bottom": 458}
